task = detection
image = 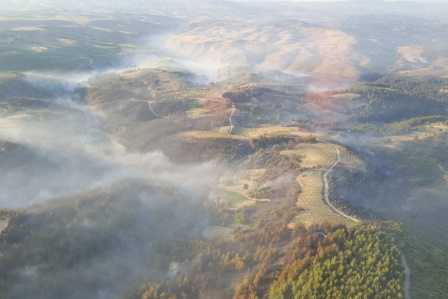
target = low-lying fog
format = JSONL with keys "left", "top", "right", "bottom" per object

{"left": 0, "top": 71, "right": 219, "bottom": 208}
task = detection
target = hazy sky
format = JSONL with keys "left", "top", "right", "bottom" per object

{"left": 235, "top": 0, "right": 448, "bottom": 2}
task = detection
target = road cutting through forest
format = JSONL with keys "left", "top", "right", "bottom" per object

{"left": 322, "top": 140, "right": 410, "bottom": 299}
{"left": 323, "top": 142, "right": 360, "bottom": 223}
{"left": 228, "top": 104, "right": 236, "bottom": 133}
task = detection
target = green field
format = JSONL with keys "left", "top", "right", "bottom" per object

{"left": 211, "top": 188, "right": 251, "bottom": 208}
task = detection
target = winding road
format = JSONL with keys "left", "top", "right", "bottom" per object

{"left": 141, "top": 80, "right": 157, "bottom": 98}
{"left": 146, "top": 100, "right": 165, "bottom": 118}
{"left": 438, "top": 164, "right": 448, "bottom": 174}
{"left": 228, "top": 104, "right": 236, "bottom": 133}
{"left": 401, "top": 253, "right": 411, "bottom": 299}
{"left": 130, "top": 98, "right": 165, "bottom": 119}
{"left": 322, "top": 143, "right": 360, "bottom": 223}
{"left": 323, "top": 140, "right": 410, "bottom": 298}
{"left": 79, "top": 55, "right": 93, "bottom": 67}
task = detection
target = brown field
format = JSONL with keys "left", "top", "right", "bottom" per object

{"left": 289, "top": 171, "right": 354, "bottom": 228}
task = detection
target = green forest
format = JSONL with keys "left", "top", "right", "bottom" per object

{"left": 268, "top": 225, "right": 403, "bottom": 299}
{"left": 130, "top": 220, "right": 404, "bottom": 299}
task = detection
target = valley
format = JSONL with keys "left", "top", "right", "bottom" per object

{"left": 0, "top": 2, "right": 448, "bottom": 298}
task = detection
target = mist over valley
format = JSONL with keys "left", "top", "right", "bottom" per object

{"left": 0, "top": 1, "right": 448, "bottom": 298}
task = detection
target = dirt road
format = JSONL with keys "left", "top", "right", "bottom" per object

{"left": 322, "top": 142, "right": 360, "bottom": 223}
{"left": 438, "top": 164, "right": 448, "bottom": 174}
{"left": 401, "top": 253, "right": 411, "bottom": 299}
{"left": 228, "top": 104, "right": 236, "bottom": 133}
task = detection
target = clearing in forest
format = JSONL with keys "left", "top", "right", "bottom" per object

{"left": 209, "top": 188, "right": 254, "bottom": 209}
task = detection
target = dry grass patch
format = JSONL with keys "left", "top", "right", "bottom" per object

{"left": 186, "top": 108, "right": 211, "bottom": 118}
{"left": 218, "top": 168, "right": 268, "bottom": 200}
{"left": 0, "top": 72, "right": 17, "bottom": 82}
{"left": 286, "top": 142, "right": 363, "bottom": 228}
{"left": 180, "top": 130, "right": 245, "bottom": 140}
{"left": 241, "top": 126, "right": 319, "bottom": 138}
{"left": 381, "top": 132, "right": 436, "bottom": 147}
{"left": 210, "top": 168, "right": 272, "bottom": 210}
{"left": 11, "top": 26, "right": 45, "bottom": 31}
{"left": 58, "top": 38, "right": 77, "bottom": 45}
{"left": 294, "top": 143, "right": 337, "bottom": 168}
{"left": 30, "top": 47, "right": 49, "bottom": 53}
{"left": 209, "top": 188, "right": 255, "bottom": 209}
{"left": 330, "top": 93, "right": 360, "bottom": 100}
{"left": 53, "top": 15, "right": 93, "bottom": 25}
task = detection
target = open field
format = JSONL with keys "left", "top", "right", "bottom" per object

{"left": 282, "top": 142, "right": 366, "bottom": 172}
{"left": 0, "top": 72, "right": 17, "bottom": 83}
{"left": 153, "top": 89, "right": 224, "bottom": 101}
{"left": 210, "top": 188, "right": 253, "bottom": 209}
{"left": 215, "top": 168, "right": 270, "bottom": 205}
{"left": 289, "top": 170, "right": 354, "bottom": 228}
{"left": 187, "top": 135, "right": 367, "bottom": 228}
{"left": 186, "top": 107, "right": 211, "bottom": 118}
{"left": 285, "top": 143, "right": 338, "bottom": 169}
{"left": 180, "top": 130, "right": 245, "bottom": 140}
{"left": 285, "top": 142, "right": 363, "bottom": 228}
{"left": 240, "top": 126, "right": 320, "bottom": 139}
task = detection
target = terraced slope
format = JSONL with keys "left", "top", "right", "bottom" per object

{"left": 287, "top": 142, "right": 364, "bottom": 228}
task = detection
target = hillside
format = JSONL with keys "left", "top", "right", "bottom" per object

{"left": 1, "top": 3, "right": 448, "bottom": 299}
